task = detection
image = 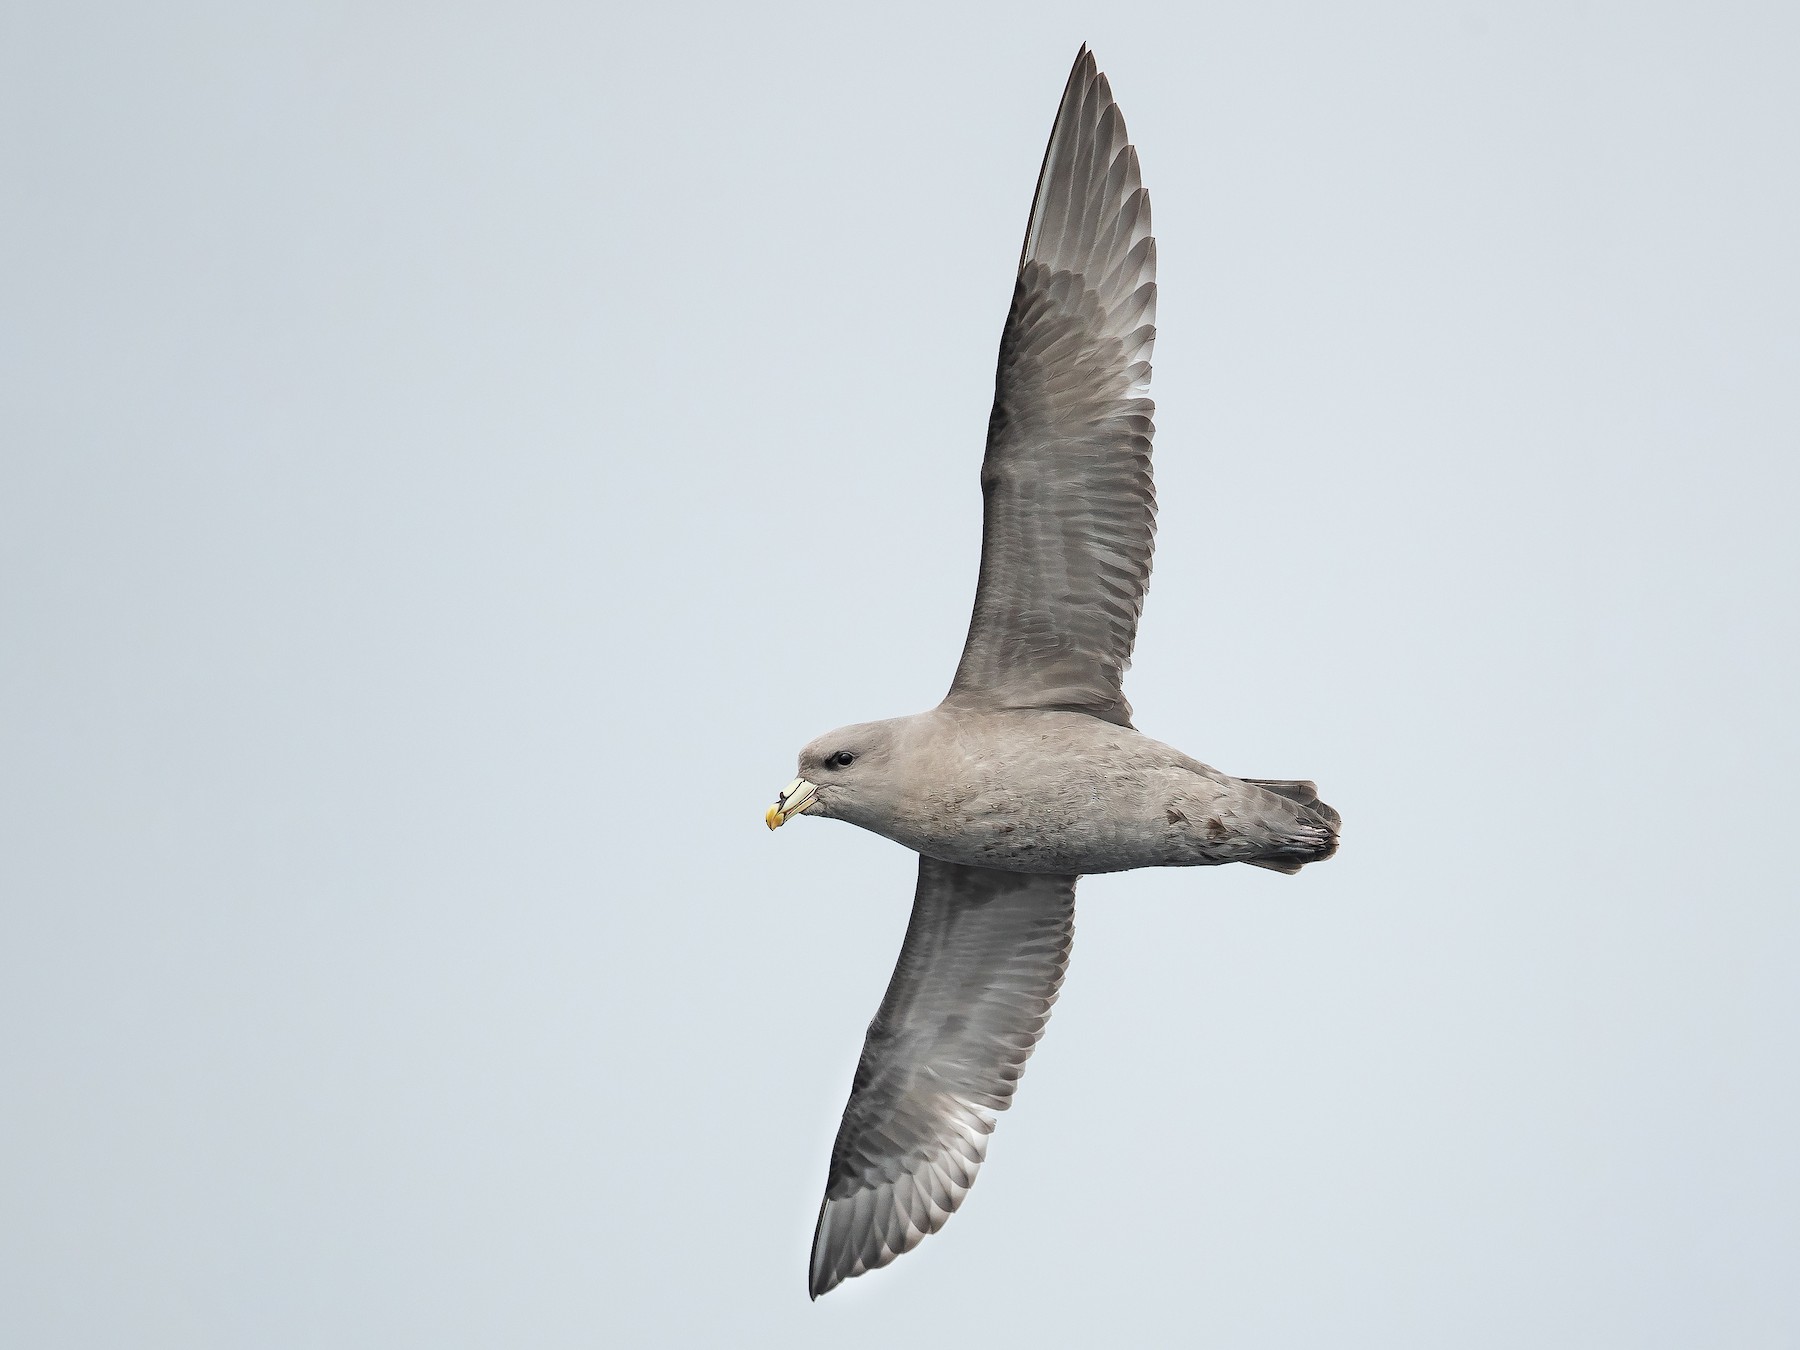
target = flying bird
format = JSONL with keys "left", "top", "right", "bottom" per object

{"left": 767, "top": 45, "right": 1341, "bottom": 1299}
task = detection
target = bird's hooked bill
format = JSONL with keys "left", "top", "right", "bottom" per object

{"left": 765, "top": 777, "right": 819, "bottom": 830}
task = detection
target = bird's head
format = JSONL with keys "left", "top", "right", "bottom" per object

{"left": 765, "top": 720, "right": 903, "bottom": 831}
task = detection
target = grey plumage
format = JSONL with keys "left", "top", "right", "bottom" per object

{"left": 772, "top": 47, "right": 1341, "bottom": 1299}
{"left": 810, "top": 860, "right": 1074, "bottom": 1295}
{"left": 948, "top": 48, "right": 1156, "bottom": 729}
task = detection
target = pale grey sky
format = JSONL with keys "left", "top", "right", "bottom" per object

{"left": 3, "top": 3, "right": 1797, "bottom": 1347}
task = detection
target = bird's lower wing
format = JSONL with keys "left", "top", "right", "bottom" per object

{"left": 809, "top": 857, "right": 1077, "bottom": 1298}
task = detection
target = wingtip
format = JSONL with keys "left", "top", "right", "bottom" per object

{"left": 807, "top": 1238, "right": 831, "bottom": 1302}
{"left": 807, "top": 1195, "right": 836, "bottom": 1301}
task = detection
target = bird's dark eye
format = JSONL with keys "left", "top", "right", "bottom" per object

{"left": 827, "top": 751, "right": 856, "bottom": 769}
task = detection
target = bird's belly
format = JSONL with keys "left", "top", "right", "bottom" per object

{"left": 886, "top": 776, "right": 1200, "bottom": 875}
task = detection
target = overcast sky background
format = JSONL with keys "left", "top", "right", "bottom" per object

{"left": 3, "top": 3, "right": 1797, "bottom": 1346}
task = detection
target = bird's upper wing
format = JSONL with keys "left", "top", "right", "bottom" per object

{"left": 944, "top": 46, "right": 1158, "bottom": 728}
{"left": 808, "top": 857, "right": 1076, "bottom": 1298}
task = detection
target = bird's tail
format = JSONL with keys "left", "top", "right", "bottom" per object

{"left": 1243, "top": 778, "right": 1340, "bottom": 874}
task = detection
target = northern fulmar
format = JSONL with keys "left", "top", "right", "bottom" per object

{"left": 767, "top": 45, "right": 1341, "bottom": 1299}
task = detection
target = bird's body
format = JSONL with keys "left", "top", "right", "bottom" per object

{"left": 816, "top": 707, "right": 1338, "bottom": 876}
{"left": 767, "top": 47, "right": 1342, "bottom": 1297}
